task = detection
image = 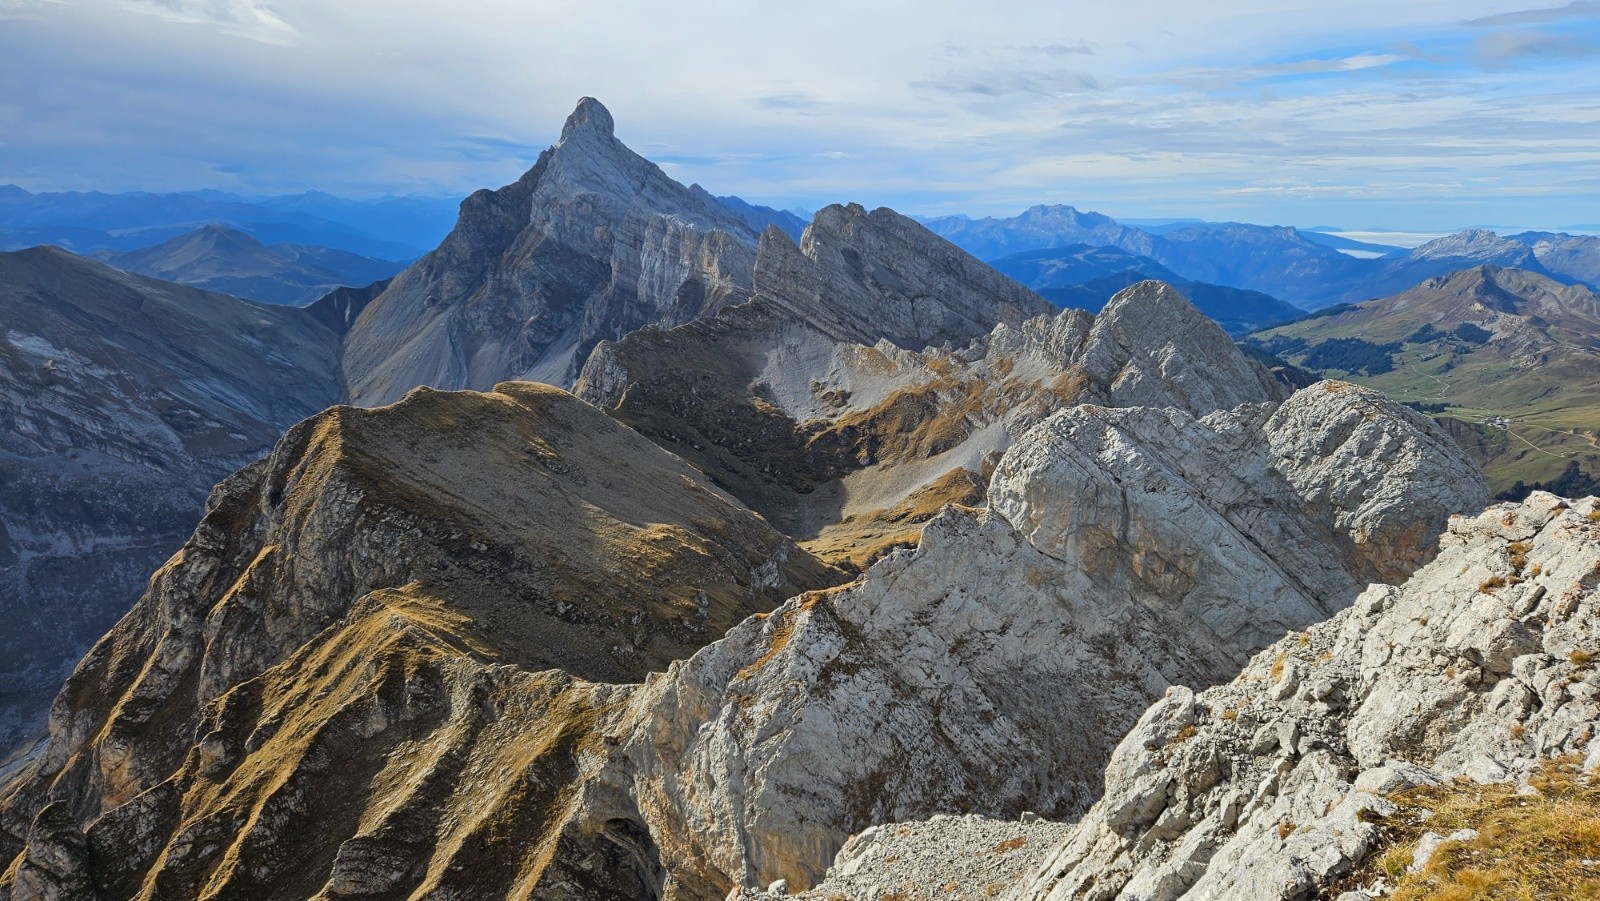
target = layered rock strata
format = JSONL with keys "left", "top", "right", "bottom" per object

{"left": 756, "top": 493, "right": 1597, "bottom": 901}
{"left": 1014, "top": 492, "right": 1600, "bottom": 901}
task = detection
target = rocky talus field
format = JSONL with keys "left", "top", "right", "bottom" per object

{"left": 0, "top": 98, "right": 1591, "bottom": 901}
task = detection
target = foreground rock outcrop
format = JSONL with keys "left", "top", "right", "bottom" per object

{"left": 762, "top": 492, "right": 1598, "bottom": 900}
{"left": 1015, "top": 491, "right": 1600, "bottom": 901}
{"left": 0, "top": 383, "right": 838, "bottom": 899}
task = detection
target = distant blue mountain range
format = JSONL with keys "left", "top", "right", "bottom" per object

{"left": 0, "top": 185, "right": 460, "bottom": 262}
{"left": 918, "top": 205, "right": 1600, "bottom": 308}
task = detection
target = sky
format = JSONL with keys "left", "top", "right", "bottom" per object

{"left": 1, "top": 0, "right": 1597, "bottom": 231}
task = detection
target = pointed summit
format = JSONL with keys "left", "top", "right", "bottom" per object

{"left": 1079, "top": 280, "right": 1289, "bottom": 413}
{"left": 341, "top": 98, "right": 760, "bottom": 404}
{"left": 560, "top": 96, "right": 615, "bottom": 142}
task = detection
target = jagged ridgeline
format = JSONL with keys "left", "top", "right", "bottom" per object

{"left": 0, "top": 98, "right": 1498, "bottom": 900}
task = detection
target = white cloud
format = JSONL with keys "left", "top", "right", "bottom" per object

{"left": 119, "top": 0, "right": 296, "bottom": 43}
{"left": 0, "top": 0, "right": 1596, "bottom": 231}
{"left": 1473, "top": 28, "right": 1600, "bottom": 68}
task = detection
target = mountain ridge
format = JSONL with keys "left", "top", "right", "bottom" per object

{"left": 923, "top": 204, "right": 1600, "bottom": 307}
{"left": 0, "top": 245, "right": 347, "bottom": 761}
{"left": 987, "top": 243, "right": 1303, "bottom": 334}
{"left": 1252, "top": 265, "right": 1600, "bottom": 496}
{"left": 341, "top": 97, "right": 765, "bottom": 404}
{"left": 91, "top": 224, "right": 403, "bottom": 305}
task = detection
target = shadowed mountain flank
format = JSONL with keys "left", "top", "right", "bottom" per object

{"left": 0, "top": 246, "right": 345, "bottom": 762}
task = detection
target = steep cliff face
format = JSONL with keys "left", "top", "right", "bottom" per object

{"left": 0, "top": 382, "right": 839, "bottom": 900}
{"left": 739, "top": 495, "right": 1583, "bottom": 901}
{"left": 750, "top": 203, "right": 1054, "bottom": 348}
{"left": 990, "top": 382, "right": 1485, "bottom": 651}
{"left": 0, "top": 246, "right": 344, "bottom": 764}
{"left": 612, "top": 507, "right": 1237, "bottom": 898}
{"left": 342, "top": 98, "right": 762, "bottom": 404}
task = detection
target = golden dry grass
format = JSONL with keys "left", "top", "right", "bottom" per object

{"left": 803, "top": 467, "right": 986, "bottom": 570}
{"left": 1370, "top": 757, "right": 1600, "bottom": 901}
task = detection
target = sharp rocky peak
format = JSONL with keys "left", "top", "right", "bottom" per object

{"left": 559, "top": 95, "right": 616, "bottom": 141}
{"left": 752, "top": 201, "right": 1055, "bottom": 349}
{"left": 1078, "top": 279, "right": 1290, "bottom": 413}
{"left": 339, "top": 98, "right": 760, "bottom": 405}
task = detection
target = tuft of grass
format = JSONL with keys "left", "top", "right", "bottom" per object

{"left": 1587, "top": 510, "right": 1600, "bottom": 522}
{"left": 1270, "top": 653, "right": 1287, "bottom": 682}
{"left": 1221, "top": 708, "right": 1239, "bottom": 722}
{"left": 1480, "top": 575, "right": 1507, "bottom": 593}
{"left": 1360, "top": 757, "right": 1600, "bottom": 901}
{"left": 1573, "top": 649, "right": 1594, "bottom": 668}
{"left": 1278, "top": 820, "right": 1297, "bottom": 840}
{"left": 1382, "top": 847, "right": 1415, "bottom": 883}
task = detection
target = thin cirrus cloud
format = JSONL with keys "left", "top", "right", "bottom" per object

{"left": 119, "top": 0, "right": 297, "bottom": 42}
{"left": 0, "top": 0, "right": 1596, "bottom": 231}
{"left": 1472, "top": 28, "right": 1600, "bottom": 68}
{"left": 1462, "top": 0, "right": 1600, "bottom": 26}
{"left": 911, "top": 68, "right": 1103, "bottom": 97}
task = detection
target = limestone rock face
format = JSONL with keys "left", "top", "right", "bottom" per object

{"left": 613, "top": 507, "right": 1239, "bottom": 897}
{"left": 578, "top": 278, "right": 1289, "bottom": 570}
{"left": 1263, "top": 381, "right": 1488, "bottom": 584}
{"left": 0, "top": 247, "right": 344, "bottom": 763}
{"left": 990, "top": 381, "right": 1486, "bottom": 652}
{"left": 342, "top": 97, "right": 761, "bottom": 404}
{"left": 561, "top": 378, "right": 1477, "bottom": 898}
{"left": 1074, "top": 281, "right": 1288, "bottom": 413}
{"left": 0, "top": 383, "right": 839, "bottom": 900}
{"left": 752, "top": 204, "right": 1055, "bottom": 348}
{"left": 1012, "top": 492, "right": 1600, "bottom": 901}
